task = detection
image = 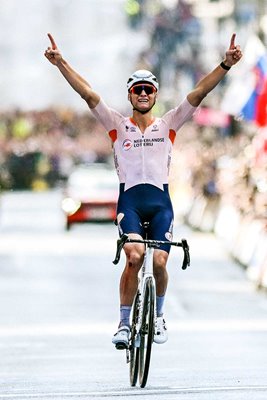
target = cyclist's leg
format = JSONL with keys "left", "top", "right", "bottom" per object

{"left": 112, "top": 212, "right": 145, "bottom": 348}
{"left": 116, "top": 185, "right": 148, "bottom": 318}
{"left": 120, "top": 233, "right": 144, "bottom": 308}
{"left": 113, "top": 186, "right": 147, "bottom": 348}
{"left": 149, "top": 208, "right": 173, "bottom": 344}
{"left": 113, "top": 239, "right": 143, "bottom": 346}
{"left": 153, "top": 249, "right": 169, "bottom": 297}
{"left": 117, "top": 210, "right": 145, "bottom": 313}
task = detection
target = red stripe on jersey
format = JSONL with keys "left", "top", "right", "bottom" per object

{"left": 109, "top": 129, "right": 117, "bottom": 142}
{"left": 169, "top": 129, "right": 176, "bottom": 144}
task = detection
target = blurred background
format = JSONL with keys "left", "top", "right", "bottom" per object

{"left": 0, "top": 0, "right": 266, "bottom": 285}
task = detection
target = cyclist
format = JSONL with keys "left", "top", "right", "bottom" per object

{"left": 45, "top": 33, "right": 242, "bottom": 348}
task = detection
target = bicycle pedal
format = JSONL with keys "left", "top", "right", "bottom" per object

{"left": 115, "top": 342, "right": 128, "bottom": 350}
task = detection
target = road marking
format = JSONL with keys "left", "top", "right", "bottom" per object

{"left": 0, "top": 385, "right": 267, "bottom": 398}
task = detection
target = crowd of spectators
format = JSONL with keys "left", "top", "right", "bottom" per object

{"left": 170, "top": 120, "right": 267, "bottom": 224}
{"left": 0, "top": 108, "right": 112, "bottom": 190}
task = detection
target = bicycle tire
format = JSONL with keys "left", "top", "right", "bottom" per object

{"left": 129, "top": 291, "right": 140, "bottom": 386}
{"left": 139, "top": 277, "right": 155, "bottom": 388}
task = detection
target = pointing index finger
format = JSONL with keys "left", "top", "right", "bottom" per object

{"left": 47, "top": 33, "right": 57, "bottom": 50}
{"left": 229, "top": 33, "right": 236, "bottom": 49}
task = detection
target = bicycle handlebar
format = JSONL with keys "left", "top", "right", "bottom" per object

{"left": 112, "top": 234, "right": 190, "bottom": 270}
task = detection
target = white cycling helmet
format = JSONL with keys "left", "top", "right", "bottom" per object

{"left": 127, "top": 69, "right": 159, "bottom": 91}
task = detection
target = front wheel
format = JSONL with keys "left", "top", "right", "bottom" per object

{"left": 139, "top": 277, "right": 155, "bottom": 388}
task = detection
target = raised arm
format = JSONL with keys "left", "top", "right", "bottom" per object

{"left": 44, "top": 33, "right": 100, "bottom": 109}
{"left": 187, "top": 33, "right": 243, "bottom": 107}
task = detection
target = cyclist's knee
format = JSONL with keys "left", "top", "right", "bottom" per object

{"left": 127, "top": 250, "right": 144, "bottom": 268}
{"left": 124, "top": 244, "right": 144, "bottom": 269}
{"left": 153, "top": 251, "right": 168, "bottom": 274}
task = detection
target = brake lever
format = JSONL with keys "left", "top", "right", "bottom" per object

{"left": 113, "top": 234, "right": 129, "bottom": 265}
{"left": 181, "top": 238, "right": 190, "bottom": 270}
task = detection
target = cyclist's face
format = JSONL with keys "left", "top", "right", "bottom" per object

{"left": 128, "top": 84, "right": 157, "bottom": 112}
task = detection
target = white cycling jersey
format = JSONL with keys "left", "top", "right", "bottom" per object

{"left": 91, "top": 97, "right": 197, "bottom": 191}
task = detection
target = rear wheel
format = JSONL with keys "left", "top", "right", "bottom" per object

{"left": 129, "top": 291, "right": 140, "bottom": 386}
{"left": 139, "top": 277, "right": 155, "bottom": 388}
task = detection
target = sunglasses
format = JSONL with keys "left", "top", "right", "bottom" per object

{"left": 130, "top": 84, "right": 157, "bottom": 95}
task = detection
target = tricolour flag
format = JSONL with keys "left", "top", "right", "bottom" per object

{"left": 221, "top": 35, "right": 267, "bottom": 127}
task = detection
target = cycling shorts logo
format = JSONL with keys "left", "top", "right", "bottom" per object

{"left": 165, "top": 232, "right": 172, "bottom": 241}
{"left": 123, "top": 139, "right": 132, "bottom": 151}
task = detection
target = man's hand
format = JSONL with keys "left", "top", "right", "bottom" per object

{"left": 224, "top": 33, "right": 243, "bottom": 67}
{"left": 44, "top": 33, "right": 62, "bottom": 65}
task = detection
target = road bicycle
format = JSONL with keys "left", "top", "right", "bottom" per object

{"left": 113, "top": 223, "right": 190, "bottom": 388}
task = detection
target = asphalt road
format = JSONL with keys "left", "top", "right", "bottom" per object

{"left": 0, "top": 190, "right": 267, "bottom": 399}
